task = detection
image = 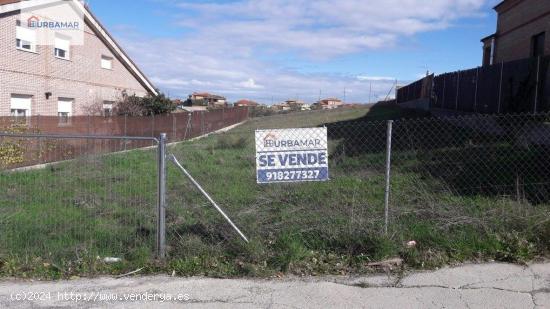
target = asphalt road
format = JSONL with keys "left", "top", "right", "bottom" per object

{"left": 0, "top": 262, "right": 548, "bottom": 308}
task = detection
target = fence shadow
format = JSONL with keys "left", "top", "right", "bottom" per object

{"left": 323, "top": 104, "right": 550, "bottom": 204}
{"left": 393, "top": 114, "right": 550, "bottom": 204}
{"left": 323, "top": 103, "right": 430, "bottom": 156}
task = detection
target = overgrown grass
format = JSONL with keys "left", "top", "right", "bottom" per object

{"left": 1, "top": 105, "right": 549, "bottom": 279}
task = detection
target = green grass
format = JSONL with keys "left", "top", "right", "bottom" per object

{"left": 1, "top": 105, "right": 549, "bottom": 279}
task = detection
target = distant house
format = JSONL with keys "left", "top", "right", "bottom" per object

{"left": 317, "top": 98, "right": 343, "bottom": 110}
{"left": 187, "top": 92, "right": 227, "bottom": 108}
{"left": 234, "top": 99, "right": 259, "bottom": 107}
{"left": 285, "top": 99, "right": 307, "bottom": 111}
{"left": 0, "top": 0, "right": 157, "bottom": 117}
{"left": 271, "top": 103, "right": 291, "bottom": 111}
{"left": 481, "top": 0, "right": 549, "bottom": 66}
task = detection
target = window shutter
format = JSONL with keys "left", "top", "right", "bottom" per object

{"left": 58, "top": 98, "right": 73, "bottom": 114}
{"left": 16, "top": 26, "right": 36, "bottom": 43}
{"left": 55, "top": 36, "right": 70, "bottom": 51}
{"left": 10, "top": 95, "right": 32, "bottom": 110}
{"left": 101, "top": 56, "right": 113, "bottom": 69}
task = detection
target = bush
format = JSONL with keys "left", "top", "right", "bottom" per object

{"left": 0, "top": 123, "right": 38, "bottom": 167}
{"left": 114, "top": 91, "right": 176, "bottom": 116}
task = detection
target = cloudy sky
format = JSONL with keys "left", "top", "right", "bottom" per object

{"left": 89, "top": 0, "right": 500, "bottom": 104}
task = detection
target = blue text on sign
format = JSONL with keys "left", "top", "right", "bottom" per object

{"left": 258, "top": 152, "right": 327, "bottom": 167}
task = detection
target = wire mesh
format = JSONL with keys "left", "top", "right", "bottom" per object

{"left": 0, "top": 134, "right": 158, "bottom": 268}
{"left": 163, "top": 109, "right": 550, "bottom": 272}
{"left": 164, "top": 108, "right": 390, "bottom": 265}
{"left": 2, "top": 107, "right": 550, "bottom": 275}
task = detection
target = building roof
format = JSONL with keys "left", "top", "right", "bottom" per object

{"left": 235, "top": 99, "right": 258, "bottom": 106}
{"left": 192, "top": 92, "right": 226, "bottom": 100}
{"left": 0, "top": 0, "right": 158, "bottom": 95}
{"left": 0, "top": 0, "right": 20, "bottom": 5}
{"left": 480, "top": 33, "right": 497, "bottom": 43}
{"left": 192, "top": 92, "right": 211, "bottom": 97}
{"left": 493, "top": 0, "right": 522, "bottom": 13}
{"left": 320, "top": 98, "right": 342, "bottom": 103}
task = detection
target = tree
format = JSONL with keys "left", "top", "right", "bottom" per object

{"left": 113, "top": 91, "right": 176, "bottom": 116}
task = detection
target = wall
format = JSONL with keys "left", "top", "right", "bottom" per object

{"left": 495, "top": 0, "right": 550, "bottom": 63}
{"left": 397, "top": 56, "right": 550, "bottom": 115}
{"left": 0, "top": 11, "right": 149, "bottom": 116}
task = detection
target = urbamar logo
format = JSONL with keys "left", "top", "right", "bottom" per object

{"left": 27, "top": 15, "right": 80, "bottom": 30}
{"left": 263, "top": 133, "right": 278, "bottom": 147}
{"left": 263, "top": 133, "right": 321, "bottom": 148}
{"left": 19, "top": 0, "right": 85, "bottom": 46}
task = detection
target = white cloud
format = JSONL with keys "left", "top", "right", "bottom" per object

{"left": 238, "top": 78, "right": 264, "bottom": 89}
{"left": 115, "top": 0, "right": 489, "bottom": 102}
{"left": 357, "top": 76, "right": 396, "bottom": 81}
{"left": 150, "top": 77, "right": 189, "bottom": 87}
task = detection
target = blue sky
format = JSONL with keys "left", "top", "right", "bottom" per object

{"left": 87, "top": 0, "right": 500, "bottom": 103}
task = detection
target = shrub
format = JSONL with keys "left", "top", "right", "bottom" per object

{"left": 0, "top": 123, "right": 36, "bottom": 167}
{"left": 114, "top": 91, "right": 176, "bottom": 116}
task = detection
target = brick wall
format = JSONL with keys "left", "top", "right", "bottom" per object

{"left": 0, "top": 11, "right": 149, "bottom": 116}
{"left": 494, "top": 0, "right": 550, "bottom": 63}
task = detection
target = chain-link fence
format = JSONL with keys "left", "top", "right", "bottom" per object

{"left": 163, "top": 109, "right": 550, "bottom": 272}
{"left": 0, "top": 107, "right": 248, "bottom": 169}
{"left": 0, "top": 134, "right": 159, "bottom": 271}
{"left": 1, "top": 107, "right": 550, "bottom": 276}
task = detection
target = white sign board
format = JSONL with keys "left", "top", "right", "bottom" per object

{"left": 255, "top": 128, "right": 329, "bottom": 183}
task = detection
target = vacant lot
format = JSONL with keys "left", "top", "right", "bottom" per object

{"left": 1, "top": 105, "right": 549, "bottom": 279}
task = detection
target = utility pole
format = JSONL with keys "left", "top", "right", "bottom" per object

{"left": 394, "top": 79, "right": 398, "bottom": 102}
{"left": 344, "top": 88, "right": 346, "bottom": 104}
{"left": 369, "top": 82, "right": 372, "bottom": 104}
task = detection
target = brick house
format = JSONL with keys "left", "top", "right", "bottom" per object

{"left": 0, "top": 0, "right": 157, "bottom": 117}
{"left": 234, "top": 99, "right": 258, "bottom": 107}
{"left": 271, "top": 102, "right": 290, "bottom": 111}
{"left": 187, "top": 92, "right": 227, "bottom": 108}
{"left": 482, "top": 0, "right": 550, "bottom": 66}
{"left": 317, "top": 98, "right": 343, "bottom": 110}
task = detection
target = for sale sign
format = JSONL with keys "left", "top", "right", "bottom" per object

{"left": 255, "top": 128, "right": 329, "bottom": 183}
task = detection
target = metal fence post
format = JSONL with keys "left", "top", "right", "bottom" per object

{"left": 534, "top": 56, "right": 541, "bottom": 113}
{"left": 156, "top": 133, "right": 167, "bottom": 259}
{"left": 172, "top": 114, "right": 177, "bottom": 141}
{"left": 442, "top": 75, "right": 446, "bottom": 108}
{"left": 124, "top": 114, "right": 127, "bottom": 151}
{"left": 474, "top": 67, "right": 479, "bottom": 112}
{"left": 201, "top": 111, "right": 205, "bottom": 135}
{"left": 455, "top": 71, "right": 460, "bottom": 110}
{"left": 498, "top": 61, "right": 504, "bottom": 113}
{"left": 384, "top": 120, "right": 393, "bottom": 235}
{"left": 36, "top": 115, "right": 42, "bottom": 163}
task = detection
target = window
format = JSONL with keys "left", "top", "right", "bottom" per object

{"left": 58, "top": 98, "right": 73, "bottom": 124}
{"left": 483, "top": 46, "right": 492, "bottom": 66}
{"left": 15, "top": 26, "right": 36, "bottom": 52}
{"left": 103, "top": 101, "right": 114, "bottom": 116}
{"left": 10, "top": 109, "right": 27, "bottom": 117}
{"left": 101, "top": 55, "right": 113, "bottom": 69}
{"left": 531, "top": 32, "right": 546, "bottom": 58}
{"left": 54, "top": 35, "right": 70, "bottom": 60}
{"left": 10, "top": 94, "right": 32, "bottom": 118}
